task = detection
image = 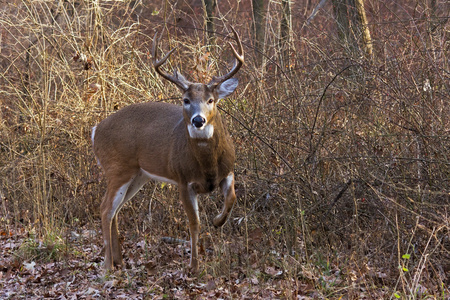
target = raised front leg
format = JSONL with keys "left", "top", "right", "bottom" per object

{"left": 179, "top": 183, "right": 200, "bottom": 272}
{"left": 214, "top": 173, "right": 236, "bottom": 227}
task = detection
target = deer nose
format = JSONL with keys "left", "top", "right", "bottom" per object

{"left": 192, "top": 116, "right": 206, "bottom": 128}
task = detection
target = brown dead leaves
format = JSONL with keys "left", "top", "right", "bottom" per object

{"left": 0, "top": 224, "right": 407, "bottom": 299}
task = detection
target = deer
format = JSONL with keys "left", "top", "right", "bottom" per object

{"left": 91, "top": 27, "right": 244, "bottom": 272}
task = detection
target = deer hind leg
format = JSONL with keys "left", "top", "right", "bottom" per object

{"left": 101, "top": 179, "right": 130, "bottom": 271}
{"left": 101, "top": 169, "right": 150, "bottom": 270}
{"left": 180, "top": 183, "right": 200, "bottom": 272}
{"left": 214, "top": 173, "right": 236, "bottom": 227}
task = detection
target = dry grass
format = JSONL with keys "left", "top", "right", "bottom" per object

{"left": 1, "top": 0, "right": 448, "bottom": 298}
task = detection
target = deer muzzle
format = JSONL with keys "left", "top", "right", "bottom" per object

{"left": 192, "top": 115, "right": 206, "bottom": 128}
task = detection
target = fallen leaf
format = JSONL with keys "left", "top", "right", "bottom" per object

{"left": 205, "top": 279, "right": 216, "bottom": 291}
{"left": 265, "top": 266, "right": 283, "bottom": 277}
{"left": 23, "top": 261, "right": 36, "bottom": 273}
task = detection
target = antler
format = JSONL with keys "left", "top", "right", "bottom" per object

{"left": 152, "top": 32, "right": 191, "bottom": 90}
{"left": 208, "top": 26, "right": 244, "bottom": 86}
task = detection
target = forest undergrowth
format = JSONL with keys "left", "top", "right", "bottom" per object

{"left": 0, "top": 0, "right": 448, "bottom": 298}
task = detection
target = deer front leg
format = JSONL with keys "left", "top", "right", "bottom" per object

{"left": 213, "top": 173, "right": 236, "bottom": 227}
{"left": 180, "top": 183, "right": 200, "bottom": 272}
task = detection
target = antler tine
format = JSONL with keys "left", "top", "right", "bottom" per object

{"left": 152, "top": 32, "right": 190, "bottom": 90}
{"left": 209, "top": 26, "right": 244, "bottom": 86}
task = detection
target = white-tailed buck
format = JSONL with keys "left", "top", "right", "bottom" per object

{"left": 92, "top": 27, "right": 243, "bottom": 272}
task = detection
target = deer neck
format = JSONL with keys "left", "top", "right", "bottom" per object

{"left": 187, "top": 113, "right": 227, "bottom": 167}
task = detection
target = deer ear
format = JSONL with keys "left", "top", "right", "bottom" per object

{"left": 216, "top": 78, "right": 238, "bottom": 100}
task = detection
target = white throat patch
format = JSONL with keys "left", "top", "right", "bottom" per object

{"left": 188, "top": 123, "right": 214, "bottom": 139}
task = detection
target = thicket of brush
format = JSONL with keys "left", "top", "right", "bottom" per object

{"left": 1, "top": 0, "right": 448, "bottom": 297}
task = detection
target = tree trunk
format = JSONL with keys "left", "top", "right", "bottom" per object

{"left": 252, "top": 0, "right": 266, "bottom": 66}
{"left": 280, "top": 0, "right": 292, "bottom": 66}
{"left": 203, "top": 0, "right": 216, "bottom": 46}
{"left": 332, "top": 0, "right": 372, "bottom": 59}
{"left": 354, "top": 0, "right": 372, "bottom": 58}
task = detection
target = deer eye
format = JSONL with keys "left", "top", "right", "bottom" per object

{"left": 207, "top": 98, "right": 214, "bottom": 104}
{"left": 183, "top": 98, "right": 190, "bottom": 105}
